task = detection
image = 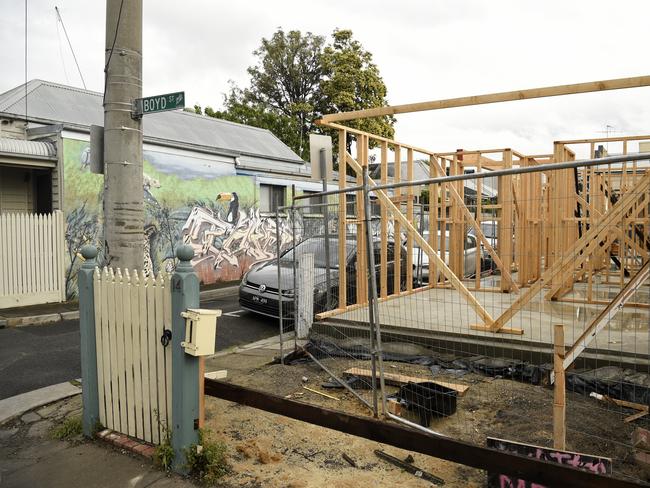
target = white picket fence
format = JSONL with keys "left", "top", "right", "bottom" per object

{"left": 0, "top": 211, "right": 66, "bottom": 308}
{"left": 93, "top": 268, "right": 172, "bottom": 445}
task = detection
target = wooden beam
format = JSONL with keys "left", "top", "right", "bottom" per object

{"left": 346, "top": 152, "right": 495, "bottom": 327}
{"left": 563, "top": 261, "right": 650, "bottom": 370}
{"left": 320, "top": 75, "right": 650, "bottom": 123}
{"left": 342, "top": 367, "right": 469, "bottom": 396}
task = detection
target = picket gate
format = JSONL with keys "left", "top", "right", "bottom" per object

{"left": 93, "top": 267, "right": 172, "bottom": 444}
{"left": 0, "top": 211, "right": 66, "bottom": 308}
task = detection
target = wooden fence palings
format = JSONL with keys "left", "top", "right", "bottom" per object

{"left": 0, "top": 211, "right": 65, "bottom": 308}
{"left": 93, "top": 267, "right": 172, "bottom": 445}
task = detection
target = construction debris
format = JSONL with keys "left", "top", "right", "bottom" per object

{"left": 343, "top": 367, "right": 469, "bottom": 396}
{"left": 303, "top": 386, "right": 340, "bottom": 401}
{"left": 341, "top": 453, "right": 357, "bottom": 468}
{"left": 374, "top": 450, "right": 445, "bottom": 485}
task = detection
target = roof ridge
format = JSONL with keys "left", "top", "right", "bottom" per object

{"left": 174, "top": 109, "right": 277, "bottom": 135}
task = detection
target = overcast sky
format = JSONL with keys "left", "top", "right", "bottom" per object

{"left": 1, "top": 0, "right": 649, "bottom": 157}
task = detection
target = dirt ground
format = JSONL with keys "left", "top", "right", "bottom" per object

{"left": 204, "top": 347, "right": 649, "bottom": 487}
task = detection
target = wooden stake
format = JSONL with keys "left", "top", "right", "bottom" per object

{"left": 553, "top": 324, "right": 566, "bottom": 450}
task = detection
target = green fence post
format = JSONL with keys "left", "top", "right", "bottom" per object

{"left": 78, "top": 245, "right": 99, "bottom": 437}
{"left": 171, "top": 245, "right": 200, "bottom": 473}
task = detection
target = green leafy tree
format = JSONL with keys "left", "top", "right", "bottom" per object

{"left": 197, "top": 28, "right": 395, "bottom": 162}
{"left": 320, "top": 29, "right": 395, "bottom": 153}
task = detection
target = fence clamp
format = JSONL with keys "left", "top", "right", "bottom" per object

{"left": 180, "top": 308, "right": 222, "bottom": 356}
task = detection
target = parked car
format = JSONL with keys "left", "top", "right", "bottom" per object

{"left": 467, "top": 220, "right": 498, "bottom": 250}
{"left": 412, "top": 231, "right": 488, "bottom": 285}
{"left": 239, "top": 236, "right": 407, "bottom": 319}
{"left": 467, "top": 220, "right": 499, "bottom": 271}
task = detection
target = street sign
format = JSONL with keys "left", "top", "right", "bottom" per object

{"left": 132, "top": 91, "right": 185, "bottom": 118}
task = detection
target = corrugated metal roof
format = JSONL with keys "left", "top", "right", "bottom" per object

{"left": 0, "top": 137, "right": 56, "bottom": 159}
{"left": 0, "top": 80, "right": 304, "bottom": 164}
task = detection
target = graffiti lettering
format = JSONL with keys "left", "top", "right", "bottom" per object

{"left": 486, "top": 437, "right": 611, "bottom": 488}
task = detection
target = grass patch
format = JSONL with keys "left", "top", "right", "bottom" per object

{"left": 51, "top": 416, "right": 82, "bottom": 440}
{"left": 185, "top": 429, "right": 230, "bottom": 485}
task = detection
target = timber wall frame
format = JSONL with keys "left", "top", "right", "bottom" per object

{"left": 312, "top": 75, "right": 650, "bottom": 336}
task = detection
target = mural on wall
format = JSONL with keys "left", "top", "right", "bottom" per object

{"left": 63, "top": 138, "right": 297, "bottom": 297}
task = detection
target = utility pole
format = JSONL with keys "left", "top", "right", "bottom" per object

{"left": 103, "top": 0, "right": 143, "bottom": 269}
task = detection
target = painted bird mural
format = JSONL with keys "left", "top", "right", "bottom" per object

{"left": 217, "top": 192, "right": 240, "bottom": 224}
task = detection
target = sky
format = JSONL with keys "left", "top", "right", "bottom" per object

{"left": 1, "top": 0, "right": 649, "bottom": 158}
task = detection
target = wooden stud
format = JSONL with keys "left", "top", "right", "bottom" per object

{"left": 380, "top": 141, "right": 388, "bottom": 298}
{"left": 394, "top": 145, "right": 402, "bottom": 295}
{"left": 338, "top": 129, "right": 347, "bottom": 307}
{"left": 406, "top": 148, "right": 414, "bottom": 291}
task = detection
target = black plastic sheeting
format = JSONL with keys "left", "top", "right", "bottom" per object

{"left": 281, "top": 337, "right": 650, "bottom": 406}
{"left": 566, "top": 366, "right": 650, "bottom": 405}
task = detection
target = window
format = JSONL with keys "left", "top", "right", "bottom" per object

{"left": 259, "top": 184, "right": 286, "bottom": 213}
{"left": 303, "top": 190, "right": 323, "bottom": 214}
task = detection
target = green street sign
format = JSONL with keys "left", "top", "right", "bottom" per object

{"left": 132, "top": 91, "right": 185, "bottom": 117}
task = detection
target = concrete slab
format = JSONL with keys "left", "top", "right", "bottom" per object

{"left": 330, "top": 279, "right": 650, "bottom": 357}
{"left": 0, "top": 381, "right": 81, "bottom": 426}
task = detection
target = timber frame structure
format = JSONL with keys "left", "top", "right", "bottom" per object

{"left": 312, "top": 75, "right": 650, "bottom": 344}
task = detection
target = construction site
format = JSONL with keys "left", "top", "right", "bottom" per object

{"left": 228, "top": 76, "right": 650, "bottom": 487}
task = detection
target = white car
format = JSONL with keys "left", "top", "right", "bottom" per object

{"left": 411, "top": 231, "right": 485, "bottom": 284}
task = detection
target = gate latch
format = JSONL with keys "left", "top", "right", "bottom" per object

{"left": 160, "top": 329, "right": 172, "bottom": 347}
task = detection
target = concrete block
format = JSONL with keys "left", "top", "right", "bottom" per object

{"left": 20, "top": 412, "right": 41, "bottom": 424}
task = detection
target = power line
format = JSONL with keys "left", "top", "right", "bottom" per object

{"left": 103, "top": 0, "right": 125, "bottom": 104}
{"left": 54, "top": 6, "right": 86, "bottom": 89}
{"left": 24, "top": 0, "right": 27, "bottom": 129}
{"left": 55, "top": 13, "right": 70, "bottom": 83}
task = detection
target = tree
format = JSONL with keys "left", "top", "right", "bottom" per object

{"left": 320, "top": 29, "right": 395, "bottom": 152}
{"left": 197, "top": 28, "right": 395, "bottom": 162}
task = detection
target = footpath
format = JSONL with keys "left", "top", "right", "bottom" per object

{"left": 0, "top": 383, "right": 194, "bottom": 488}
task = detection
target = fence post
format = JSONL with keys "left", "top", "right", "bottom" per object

{"left": 171, "top": 245, "right": 200, "bottom": 473}
{"left": 553, "top": 323, "right": 566, "bottom": 450}
{"left": 79, "top": 245, "right": 99, "bottom": 437}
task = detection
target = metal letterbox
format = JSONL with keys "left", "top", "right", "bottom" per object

{"left": 180, "top": 308, "right": 221, "bottom": 356}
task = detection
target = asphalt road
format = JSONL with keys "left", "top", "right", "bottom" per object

{"left": 0, "top": 293, "right": 279, "bottom": 401}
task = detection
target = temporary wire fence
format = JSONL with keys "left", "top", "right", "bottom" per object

{"left": 272, "top": 144, "right": 650, "bottom": 484}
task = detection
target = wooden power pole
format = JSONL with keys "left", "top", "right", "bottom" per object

{"left": 103, "top": 0, "right": 143, "bottom": 269}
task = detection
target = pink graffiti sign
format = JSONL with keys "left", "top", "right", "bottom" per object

{"left": 487, "top": 437, "right": 612, "bottom": 488}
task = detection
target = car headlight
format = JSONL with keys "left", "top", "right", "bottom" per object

{"left": 314, "top": 282, "right": 328, "bottom": 294}
{"left": 241, "top": 273, "right": 248, "bottom": 286}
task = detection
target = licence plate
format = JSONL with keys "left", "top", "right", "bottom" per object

{"left": 252, "top": 296, "right": 268, "bottom": 304}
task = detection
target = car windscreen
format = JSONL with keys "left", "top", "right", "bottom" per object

{"left": 280, "top": 239, "right": 353, "bottom": 268}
